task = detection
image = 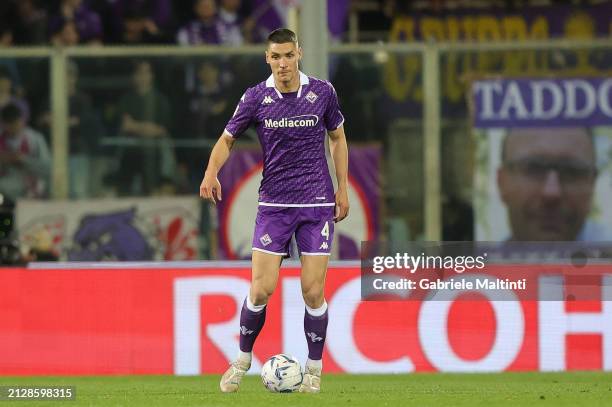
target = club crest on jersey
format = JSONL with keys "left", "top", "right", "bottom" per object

{"left": 306, "top": 91, "right": 318, "bottom": 103}
{"left": 260, "top": 233, "right": 272, "bottom": 246}
{"left": 262, "top": 95, "right": 274, "bottom": 105}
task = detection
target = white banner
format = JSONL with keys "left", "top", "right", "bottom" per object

{"left": 16, "top": 196, "right": 200, "bottom": 261}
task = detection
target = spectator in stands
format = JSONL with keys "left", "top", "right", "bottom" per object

{"left": 186, "top": 61, "right": 229, "bottom": 138}
{"left": 0, "top": 25, "right": 23, "bottom": 94}
{"left": 50, "top": 19, "right": 80, "bottom": 46}
{"left": 49, "top": 0, "right": 103, "bottom": 44}
{"left": 177, "top": 0, "right": 222, "bottom": 45}
{"left": 38, "top": 61, "right": 103, "bottom": 199}
{"left": 112, "top": 0, "right": 173, "bottom": 44}
{"left": 0, "top": 67, "right": 29, "bottom": 124}
{"left": 179, "top": 61, "right": 230, "bottom": 187}
{"left": 111, "top": 0, "right": 173, "bottom": 33}
{"left": 115, "top": 60, "right": 175, "bottom": 196}
{"left": 0, "top": 103, "right": 50, "bottom": 202}
{"left": 218, "top": 0, "right": 254, "bottom": 45}
{"left": 120, "top": 8, "right": 168, "bottom": 44}
{"left": 0, "top": 24, "right": 14, "bottom": 47}
{"left": 13, "top": 0, "right": 48, "bottom": 45}
{"left": 0, "top": 2, "right": 18, "bottom": 44}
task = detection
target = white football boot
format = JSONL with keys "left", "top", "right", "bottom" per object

{"left": 298, "top": 364, "right": 321, "bottom": 393}
{"left": 219, "top": 359, "right": 250, "bottom": 393}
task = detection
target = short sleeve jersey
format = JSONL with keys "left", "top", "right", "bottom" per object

{"left": 225, "top": 71, "right": 344, "bottom": 206}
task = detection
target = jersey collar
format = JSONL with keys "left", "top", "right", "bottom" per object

{"left": 266, "top": 71, "right": 309, "bottom": 98}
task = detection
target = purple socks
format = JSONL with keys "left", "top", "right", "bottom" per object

{"left": 303, "top": 302, "right": 328, "bottom": 360}
{"left": 238, "top": 297, "right": 329, "bottom": 361}
{"left": 239, "top": 298, "right": 267, "bottom": 352}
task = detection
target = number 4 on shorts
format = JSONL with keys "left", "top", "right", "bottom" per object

{"left": 321, "top": 221, "right": 329, "bottom": 240}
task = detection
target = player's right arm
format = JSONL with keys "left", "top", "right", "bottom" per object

{"left": 199, "top": 87, "right": 257, "bottom": 204}
{"left": 200, "top": 132, "right": 235, "bottom": 204}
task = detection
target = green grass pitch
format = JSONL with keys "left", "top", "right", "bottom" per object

{"left": 1, "top": 372, "right": 610, "bottom": 407}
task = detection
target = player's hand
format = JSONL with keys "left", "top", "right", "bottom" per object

{"left": 334, "top": 188, "right": 349, "bottom": 223}
{"left": 200, "top": 171, "right": 222, "bottom": 204}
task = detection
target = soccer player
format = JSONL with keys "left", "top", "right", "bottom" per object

{"left": 200, "top": 28, "right": 349, "bottom": 393}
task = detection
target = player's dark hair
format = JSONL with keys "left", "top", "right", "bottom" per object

{"left": 267, "top": 28, "right": 298, "bottom": 45}
{"left": 0, "top": 103, "right": 22, "bottom": 123}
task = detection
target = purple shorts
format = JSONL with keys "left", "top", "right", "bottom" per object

{"left": 252, "top": 206, "right": 335, "bottom": 257}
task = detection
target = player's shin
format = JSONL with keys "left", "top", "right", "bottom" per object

{"left": 238, "top": 295, "right": 267, "bottom": 363}
{"left": 303, "top": 301, "right": 328, "bottom": 370}
{"left": 220, "top": 296, "right": 267, "bottom": 393}
{"left": 300, "top": 301, "right": 327, "bottom": 393}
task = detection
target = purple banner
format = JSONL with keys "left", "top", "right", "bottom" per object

{"left": 472, "top": 78, "right": 612, "bottom": 128}
{"left": 382, "top": 3, "right": 612, "bottom": 119}
{"left": 217, "top": 145, "right": 381, "bottom": 260}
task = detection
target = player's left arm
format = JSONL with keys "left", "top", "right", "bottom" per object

{"left": 328, "top": 125, "right": 349, "bottom": 222}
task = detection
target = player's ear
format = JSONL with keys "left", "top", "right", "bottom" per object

{"left": 297, "top": 46, "right": 303, "bottom": 61}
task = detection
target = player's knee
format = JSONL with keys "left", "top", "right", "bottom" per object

{"left": 301, "top": 286, "right": 324, "bottom": 309}
{"left": 250, "top": 284, "right": 274, "bottom": 305}
{"left": 250, "top": 290, "right": 269, "bottom": 306}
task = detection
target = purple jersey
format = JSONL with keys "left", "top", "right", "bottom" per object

{"left": 225, "top": 72, "right": 344, "bottom": 206}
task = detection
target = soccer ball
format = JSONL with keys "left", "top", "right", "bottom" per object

{"left": 260, "top": 354, "right": 303, "bottom": 393}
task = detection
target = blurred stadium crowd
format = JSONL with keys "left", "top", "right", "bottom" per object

{"left": 1, "top": 0, "right": 283, "bottom": 46}
{"left": 0, "top": 0, "right": 606, "bottom": 47}
{"left": 0, "top": 0, "right": 346, "bottom": 46}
